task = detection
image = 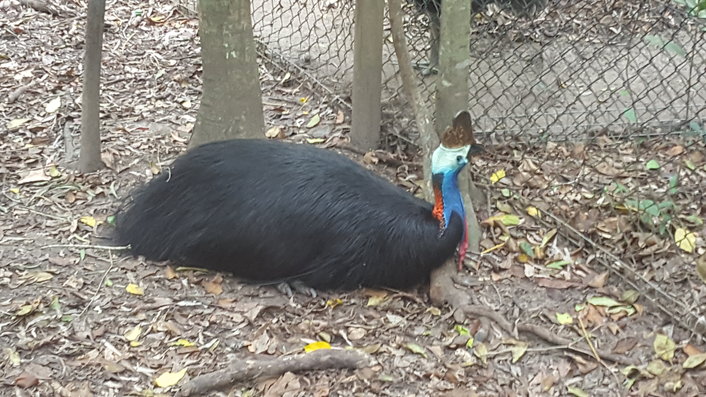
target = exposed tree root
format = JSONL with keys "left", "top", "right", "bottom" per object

{"left": 451, "top": 296, "right": 639, "bottom": 365}
{"left": 178, "top": 349, "right": 371, "bottom": 396}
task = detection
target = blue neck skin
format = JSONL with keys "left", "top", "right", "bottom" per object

{"left": 433, "top": 169, "right": 466, "bottom": 230}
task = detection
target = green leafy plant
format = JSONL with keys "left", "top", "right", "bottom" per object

{"left": 672, "top": 0, "right": 706, "bottom": 18}
{"left": 623, "top": 198, "right": 676, "bottom": 235}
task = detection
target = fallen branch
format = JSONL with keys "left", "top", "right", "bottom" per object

{"left": 178, "top": 349, "right": 371, "bottom": 396}
{"left": 461, "top": 304, "right": 639, "bottom": 366}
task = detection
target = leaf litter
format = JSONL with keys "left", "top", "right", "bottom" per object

{"left": 0, "top": 0, "right": 705, "bottom": 396}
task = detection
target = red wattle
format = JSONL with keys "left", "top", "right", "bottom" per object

{"left": 431, "top": 186, "right": 445, "bottom": 228}
{"left": 457, "top": 219, "right": 468, "bottom": 271}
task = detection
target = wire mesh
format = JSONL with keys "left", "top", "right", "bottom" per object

{"left": 401, "top": 0, "right": 705, "bottom": 143}
{"left": 247, "top": 0, "right": 706, "bottom": 337}
{"left": 251, "top": 0, "right": 356, "bottom": 108}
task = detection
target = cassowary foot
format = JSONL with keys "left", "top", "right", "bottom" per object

{"left": 276, "top": 281, "right": 318, "bottom": 298}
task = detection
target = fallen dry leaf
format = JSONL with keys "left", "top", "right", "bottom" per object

{"left": 154, "top": 368, "right": 187, "bottom": 387}
{"left": 124, "top": 325, "right": 142, "bottom": 342}
{"left": 683, "top": 344, "right": 703, "bottom": 356}
{"left": 304, "top": 341, "right": 331, "bottom": 353}
{"left": 490, "top": 169, "right": 506, "bottom": 184}
{"left": 682, "top": 353, "right": 706, "bottom": 369}
{"left": 15, "top": 372, "right": 39, "bottom": 388}
{"left": 674, "top": 227, "right": 696, "bottom": 253}
{"left": 326, "top": 298, "right": 343, "bottom": 308}
{"left": 17, "top": 169, "right": 51, "bottom": 185}
{"left": 265, "top": 126, "right": 284, "bottom": 139}
{"left": 125, "top": 284, "right": 144, "bottom": 295}
{"left": 536, "top": 278, "right": 578, "bottom": 289}
{"left": 404, "top": 343, "right": 428, "bottom": 358}
{"left": 7, "top": 118, "right": 31, "bottom": 131}
{"left": 653, "top": 333, "right": 676, "bottom": 361}
{"left": 306, "top": 114, "right": 321, "bottom": 128}
{"left": 612, "top": 337, "right": 639, "bottom": 354}
{"left": 201, "top": 275, "right": 224, "bottom": 295}
{"left": 587, "top": 271, "right": 609, "bottom": 288}
{"left": 363, "top": 151, "right": 379, "bottom": 165}
{"left": 665, "top": 145, "right": 684, "bottom": 156}
{"left": 79, "top": 216, "right": 97, "bottom": 228}
{"left": 164, "top": 266, "right": 177, "bottom": 280}
{"left": 45, "top": 96, "right": 61, "bottom": 113}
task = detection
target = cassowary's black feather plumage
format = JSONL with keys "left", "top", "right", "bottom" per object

{"left": 115, "top": 139, "right": 464, "bottom": 290}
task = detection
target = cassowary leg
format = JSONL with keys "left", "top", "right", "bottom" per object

{"left": 276, "top": 281, "right": 318, "bottom": 298}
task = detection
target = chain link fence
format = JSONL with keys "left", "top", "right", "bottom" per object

{"left": 247, "top": 0, "right": 706, "bottom": 335}
{"left": 250, "top": 0, "right": 355, "bottom": 107}
{"left": 249, "top": 0, "right": 705, "bottom": 143}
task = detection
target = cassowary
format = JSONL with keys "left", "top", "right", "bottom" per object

{"left": 115, "top": 111, "right": 481, "bottom": 291}
{"left": 409, "top": 0, "right": 547, "bottom": 74}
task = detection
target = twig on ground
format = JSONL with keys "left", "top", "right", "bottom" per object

{"left": 461, "top": 304, "right": 639, "bottom": 365}
{"left": 42, "top": 244, "right": 129, "bottom": 251}
{"left": 178, "top": 349, "right": 371, "bottom": 396}
{"left": 79, "top": 251, "right": 114, "bottom": 317}
{"left": 577, "top": 317, "right": 602, "bottom": 363}
{"left": 8, "top": 82, "right": 35, "bottom": 103}
{"left": 578, "top": 317, "right": 625, "bottom": 394}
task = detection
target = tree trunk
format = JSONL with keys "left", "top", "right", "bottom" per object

{"left": 78, "top": 0, "right": 105, "bottom": 172}
{"left": 429, "top": 0, "right": 482, "bottom": 307}
{"left": 434, "top": 0, "right": 470, "bottom": 133}
{"left": 191, "top": 0, "right": 264, "bottom": 148}
{"left": 387, "top": 0, "right": 438, "bottom": 200}
{"left": 351, "top": 0, "right": 384, "bottom": 151}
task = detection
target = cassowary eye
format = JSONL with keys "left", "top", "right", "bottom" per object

{"left": 456, "top": 155, "right": 464, "bottom": 163}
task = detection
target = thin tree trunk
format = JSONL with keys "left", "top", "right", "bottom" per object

{"left": 387, "top": 0, "right": 438, "bottom": 200}
{"left": 78, "top": 0, "right": 105, "bottom": 172}
{"left": 191, "top": 0, "right": 264, "bottom": 148}
{"left": 351, "top": 0, "right": 385, "bottom": 151}
{"left": 429, "top": 0, "right": 481, "bottom": 307}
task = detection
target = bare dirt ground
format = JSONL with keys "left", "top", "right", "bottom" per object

{"left": 1, "top": 1, "right": 706, "bottom": 396}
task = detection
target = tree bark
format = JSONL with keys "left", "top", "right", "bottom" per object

{"left": 351, "top": 0, "right": 384, "bottom": 151}
{"left": 78, "top": 0, "right": 105, "bottom": 172}
{"left": 191, "top": 0, "right": 264, "bottom": 148}
{"left": 178, "top": 349, "right": 370, "bottom": 396}
{"left": 387, "top": 0, "right": 438, "bottom": 199}
{"left": 429, "top": 0, "right": 482, "bottom": 307}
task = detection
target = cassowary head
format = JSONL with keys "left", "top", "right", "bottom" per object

{"left": 430, "top": 111, "right": 482, "bottom": 230}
